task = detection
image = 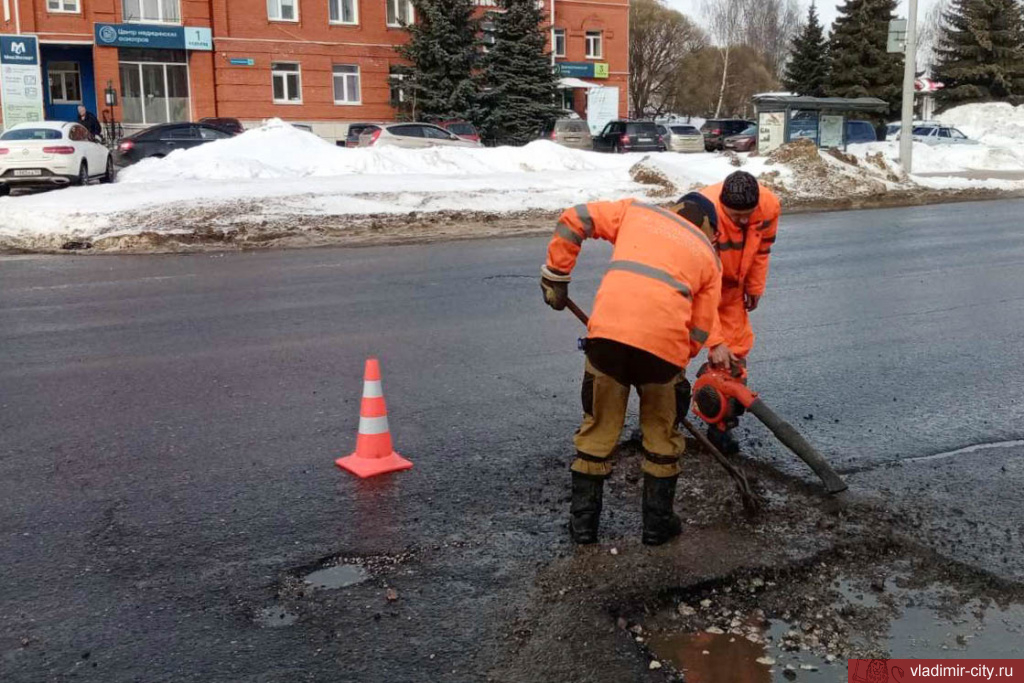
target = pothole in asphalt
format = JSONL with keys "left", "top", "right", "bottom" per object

{"left": 303, "top": 564, "right": 369, "bottom": 590}
{"left": 254, "top": 605, "right": 299, "bottom": 628}
{"left": 631, "top": 548, "right": 1024, "bottom": 680}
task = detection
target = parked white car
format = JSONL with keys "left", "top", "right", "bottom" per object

{"left": 0, "top": 121, "right": 113, "bottom": 195}
{"left": 358, "top": 123, "right": 483, "bottom": 149}
{"left": 912, "top": 125, "right": 978, "bottom": 145}
{"left": 885, "top": 120, "right": 940, "bottom": 141}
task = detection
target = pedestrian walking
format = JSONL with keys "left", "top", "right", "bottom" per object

{"left": 77, "top": 105, "right": 102, "bottom": 140}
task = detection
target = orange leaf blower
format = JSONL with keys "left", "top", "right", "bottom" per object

{"left": 692, "top": 365, "right": 848, "bottom": 494}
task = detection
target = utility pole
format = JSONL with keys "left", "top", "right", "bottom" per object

{"left": 899, "top": 0, "right": 919, "bottom": 174}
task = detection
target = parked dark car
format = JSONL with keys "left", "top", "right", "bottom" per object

{"left": 593, "top": 120, "right": 664, "bottom": 153}
{"left": 343, "top": 123, "right": 380, "bottom": 148}
{"left": 723, "top": 124, "right": 758, "bottom": 152}
{"left": 114, "top": 123, "right": 234, "bottom": 167}
{"left": 438, "top": 120, "right": 481, "bottom": 142}
{"left": 845, "top": 119, "right": 879, "bottom": 144}
{"left": 701, "top": 119, "right": 755, "bottom": 151}
{"left": 199, "top": 117, "right": 245, "bottom": 136}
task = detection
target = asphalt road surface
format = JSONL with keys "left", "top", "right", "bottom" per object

{"left": 3, "top": 199, "right": 1024, "bottom": 681}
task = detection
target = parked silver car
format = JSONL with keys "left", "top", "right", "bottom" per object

{"left": 540, "top": 119, "right": 593, "bottom": 150}
{"left": 359, "top": 123, "right": 483, "bottom": 148}
{"left": 657, "top": 123, "right": 705, "bottom": 153}
{"left": 912, "top": 126, "right": 978, "bottom": 145}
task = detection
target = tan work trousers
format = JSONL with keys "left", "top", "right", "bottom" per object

{"left": 571, "top": 342, "right": 686, "bottom": 479}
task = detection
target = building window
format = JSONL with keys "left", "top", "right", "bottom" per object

{"left": 122, "top": 0, "right": 180, "bottom": 23}
{"left": 553, "top": 28, "right": 566, "bottom": 57}
{"left": 47, "top": 0, "right": 79, "bottom": 13}
{"left": 386, "top": 0, "right": 413, "bottom": 26}
{"left": 272, "top": 62, "right": 302, "bottom": 103}
{"left": 118, "top": 49, "right": 189, "bottom": 125}
{"left": 585, "top": 30, "right": 603, "bottom": 59}
{"left": 481, "top": 18, "right": 496, "bottom": 52}
{"left": 268, "top": 0, "right": 298, "bottom": 21}
{"left": 333, "top": 64, "right": 360, "bottom": 104}
{"left": 329, "top": 0, "right": 357, "bottom": 23}
{"left": 48, "top": 62, "right": 82, "bottom": 103}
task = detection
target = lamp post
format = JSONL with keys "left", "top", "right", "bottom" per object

{"left": 898, "top": 0, "right": 919, "bottom": 174}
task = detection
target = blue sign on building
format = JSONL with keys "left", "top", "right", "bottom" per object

{"left": 0, "top": 35, "right": 39, "bottom": 65}
{"left": 229, "top": 58, "right": 255, "bottom": 66}
{"left": 93, "top": 23, "right": 213, "bottom": 51}
{"left": 556, "top": 62, "right": 595, "bottom": 78}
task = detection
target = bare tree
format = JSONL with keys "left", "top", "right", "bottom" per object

{"left": 916, "top": 0, "right": 949, "bottom": 73}
{"left": 739, "top": 0, "right": 802, "bottom": 80}
{"left": 629, "top": 0, "right": 706, "bottom": 116}
{"left": 703, "top": 0, "right": 744, "bottom": 117}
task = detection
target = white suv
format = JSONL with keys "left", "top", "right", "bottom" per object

{"left": 0, "top": 121, "right": 113, "bottom": 195}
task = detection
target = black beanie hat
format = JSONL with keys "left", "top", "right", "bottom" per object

{"left": 720, "top": 171, "right": 760, "bottom": 211}
{"left": 673, "top": 191, "right": 718, "bottom": 240}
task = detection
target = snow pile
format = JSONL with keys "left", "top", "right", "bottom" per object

{"left": 940, "top": 102, "right": 1024, "bottom": 148}
{"left": 117, "top": 118, "right": 621, "bottom": 183}
{"left": 852, "top": 140, "right": 1024, "bottom": 174}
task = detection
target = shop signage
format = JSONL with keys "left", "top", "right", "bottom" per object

{"left": 94, "top": 23, "right": 213, "bottom": 51}
{"left": 556, "top": 62, "right": 609, "bottom": 79}
{"left": 0, "top": 36, "right": 45, "bottom": 130}
{"left": 229, "top": 58, "right": 255, "bottom": 66}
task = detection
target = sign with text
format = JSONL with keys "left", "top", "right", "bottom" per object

{"left": 820, "top": 114, "right": 844, "bottom": 148}
{"left": 757, "top": 111, "right": 785, "bottom": 155}
{"left": 586, "top": 85, "right": 619, "bottom": 135}
{"left": 94, "top": 23, "right": 213, "bottom": 50}
{"left": 556, "top": 62, "right": 609, "bottom": 79}
{"left": 229, "top": 58, "right": 255, "bottom": 66}
{"left": 0, "top": 36, "right": 44, "bottom": 130}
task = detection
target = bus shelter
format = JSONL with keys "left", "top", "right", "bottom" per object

{"left": 752, "top": 95, "right": 888, "bottom": 155}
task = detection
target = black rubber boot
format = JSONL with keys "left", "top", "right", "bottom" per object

{"left": 642, "top": 473, "right": 682, "bottom": 546}
{"left": 707, "top": 425, "right": 740, "bottom": 456}
{"left": 568, "top": 472, "right": 604, "bottom": 544}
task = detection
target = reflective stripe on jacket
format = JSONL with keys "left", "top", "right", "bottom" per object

{"left": 545, "top": 199, "right": 722, "bottom": 368}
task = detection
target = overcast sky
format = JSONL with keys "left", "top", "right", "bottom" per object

{"left": 665, "top": 0, "right": 942, "bottom": 32}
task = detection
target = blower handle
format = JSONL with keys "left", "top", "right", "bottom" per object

{"left": 566, "top": 298, "right": 590, "bottom": 327}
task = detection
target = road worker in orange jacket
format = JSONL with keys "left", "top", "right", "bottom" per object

{"left": 540, "top": 193, "right": 722, "bottom": 546}
{"left": 699, "top": 171, "right": 782, "bottom": 455}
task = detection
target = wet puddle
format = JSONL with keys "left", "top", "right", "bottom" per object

{"left": 649, "top": 624, "right": 833, "bottom": 682}
{"left": 254, "top": 605, "right": 298, "bottom": 628}
{"left": 303, "top": 563, "right": 369, "bottom": 589}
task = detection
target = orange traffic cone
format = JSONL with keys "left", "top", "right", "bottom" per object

{"left": 336, "top": 358, "right": 413, "bottom": 478}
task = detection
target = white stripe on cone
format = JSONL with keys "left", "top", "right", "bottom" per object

{"left": 363, "top": 380, "right": 383, "bottom": 398}
{"left": 359, "top": 415, "right": 390, "bottom": 435}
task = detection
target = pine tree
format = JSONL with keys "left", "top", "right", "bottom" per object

{"left": 783, "top": 2, "right": 830, "bottom": 96}
{"left": 396, "top": 0, "right": 480, "bottom": 121}
{"left": 476, "top": 0, "right": 561, "bottom": 145}
{"left": 933, "top": 0, "right": 1024, "bottom": 108}
{"left": 827, "top": 0, "right": 904, "bottom": 117}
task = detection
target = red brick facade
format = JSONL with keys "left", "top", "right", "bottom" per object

{"left": 1, "top": 0, "right": 628, "bottom": 141}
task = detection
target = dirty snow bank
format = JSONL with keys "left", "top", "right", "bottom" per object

{"left": 1, "top": 118, "right": 1021, "bottom": 252}
{"left": 940, "top": 102, "right": 1024, "bottom": 148}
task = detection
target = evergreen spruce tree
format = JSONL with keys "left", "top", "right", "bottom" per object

{"left": 827, "top": 0, "right": 904, "bottom": 117}
{"left": 476, "top": 0, "right": 561, "bottom": 145}
{"left": 396, "top": 0, "right": 480, "bottom": 120}
{"left": 783, "top": 2, "right": 830, "bottom": 96}
{"left": 934, "top": 0, "right": 1024, "bottom": 108}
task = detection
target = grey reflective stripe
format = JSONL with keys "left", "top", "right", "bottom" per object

{"left": 359, "top": 415, "right": 390, "bottom": 435}
{"left": 633, "top": 202, "right": 717, "bottom": 259}
{"left": 690, "top": 327, "right": 709, "bottom": 344}
{"left": 607, "top": 260, "right": 692, "bottom": 298}
{"left": 758, "top": 246, "right": 772, "bottom": 254}
{"left": 574, "top": 204, "right": 595, "bottom": 237}
{"left": 762, "top": 235, "right": 777, "bottom": 244}
{"left": 554, "top": 222, "right": 583, "bottom": 246}
{"left": 718, "top": 240, "right": 744, "bottom": 251}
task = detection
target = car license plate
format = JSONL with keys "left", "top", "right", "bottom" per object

{"left": 13, "top": 169, "right": 42, "bottom": 177}
{"left": 638, "top": 137, "right": 652, "bottom": 142}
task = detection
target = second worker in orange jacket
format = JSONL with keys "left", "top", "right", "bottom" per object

{"left": 699, "top": 171, "right": 782, "bottom": 455}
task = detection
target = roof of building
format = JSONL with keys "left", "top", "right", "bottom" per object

{"left": 752, "top": 95, "right": 889, "bottom": 113}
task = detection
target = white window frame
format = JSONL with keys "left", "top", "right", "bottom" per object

{"left": 267, "top": 0, "right": 298, "bottom": 22}
{"left": 585, "top": 30, "right": 603, "bottom": 59}
{"left": 332, "top": 64, "right": 360, "bottom": 105}
{"left": 48, "top": 61, "right": 83, "bottom": 103}
{"left": 47, "top": 0, "right": 79, "bottom": 13}
{"left": 385, "top": 0, "right": 413, "bottom": 27}
{"left": 118, "top": 57, "right": 191, "bottom": 125}
{"left": 272, "top": 62, "right": 302, "bottom": 104}
{"left": 328, "top": 0, "right": 357, "bottom": 24}
{"left": 553, "top": 28, "right": 566, "bottom": 57}
{"left": 122, "top": 0, "right": 181, "bottom": 24}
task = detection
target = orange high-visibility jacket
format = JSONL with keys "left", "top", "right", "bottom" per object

{"left": 545, "top": 199, "right": 722, "bottom": 369}
{"left": 700, "top": 182, "right": 781, "bottom": 352}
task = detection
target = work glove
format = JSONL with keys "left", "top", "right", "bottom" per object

{"left": 540, "top": 265, "right": 570, "bottom": 311}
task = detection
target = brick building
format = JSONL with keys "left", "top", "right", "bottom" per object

{"left": 0, "top": 0, "right": 627, "bottom": 142}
